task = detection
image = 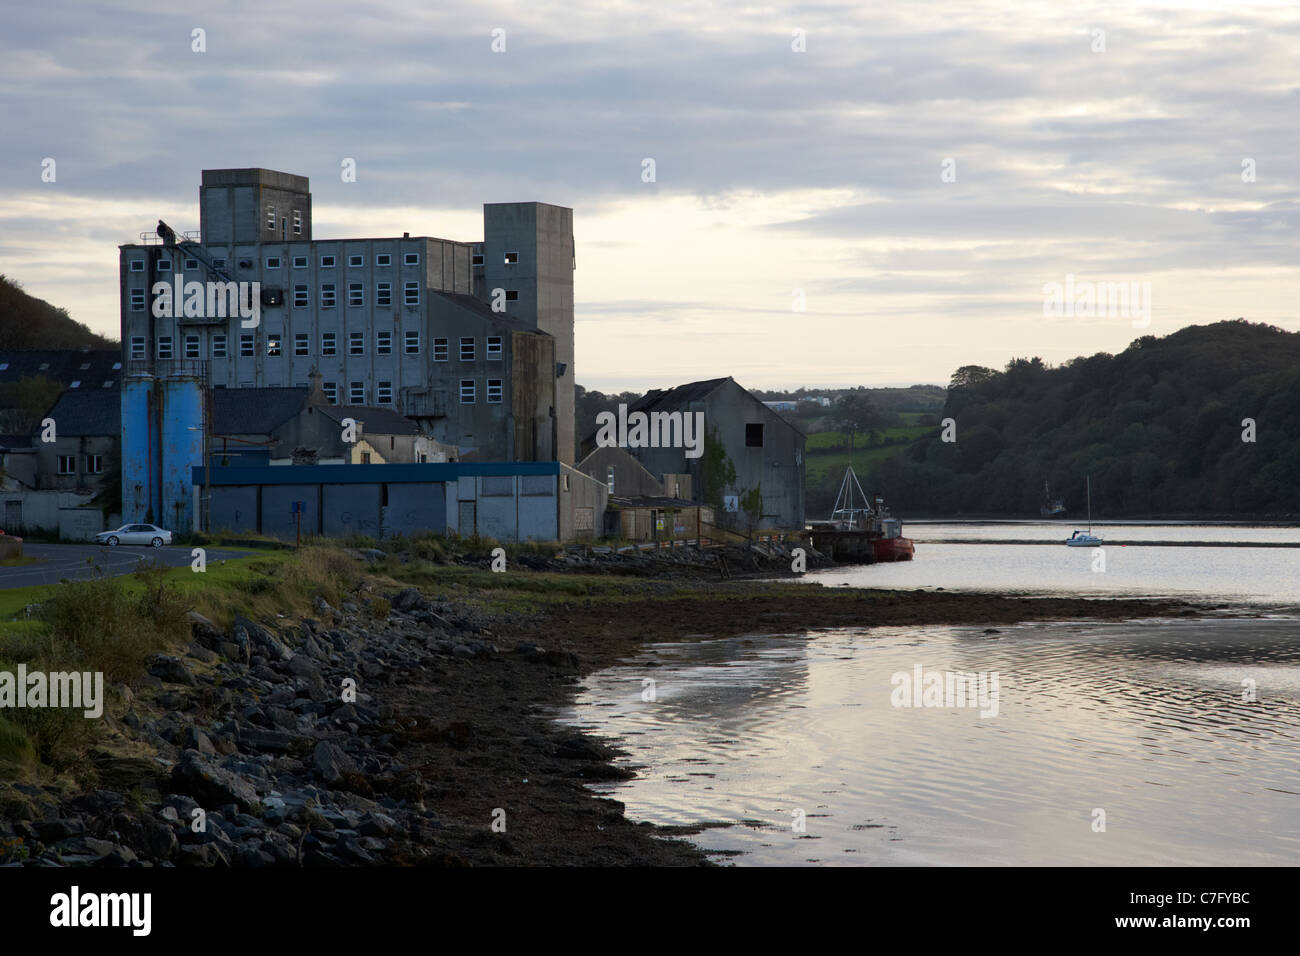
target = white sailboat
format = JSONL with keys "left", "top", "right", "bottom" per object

{"left": 1065, "top": 475, "right": 1102, "bottom": 547}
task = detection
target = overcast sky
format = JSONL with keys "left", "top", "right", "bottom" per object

{"left": 2, "top": 0, "right": 1296, "bottom": 392}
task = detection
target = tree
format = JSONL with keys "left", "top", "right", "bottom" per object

{"left": 949, "top": 365, "right": 997, "bottom": 391}
{"left": 700, "top": 424, "right": 736, "bottom": 514}
{"left": 860, "top": 320, "right": 1300, "bottom": 516}
{"left": 96, "top": 444, "right": 122, "bottom": 517}
{"left": 0, "top": 376, "right": 66, "bottom": 435}
{"left": 0, "top": 274, "right": 116, "bottom": 350}
{"left": 833, "top": 391, "right": 885, "bottom": 447}
{"left": 740, "top": 484, "right": 763, "bottom": 535}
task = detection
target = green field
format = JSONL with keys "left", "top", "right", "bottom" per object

{"left": 805, "top": 425, "right": 930, "bottom": 452}
{"left": 804, "top": 427, "right": 930, "bottom": 513}
{"left": 805, "top": 443, "right": 914, "bottom": 486}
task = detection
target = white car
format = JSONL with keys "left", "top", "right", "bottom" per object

{"left": 96, "top": 524, "right": 173, "bottom": 548}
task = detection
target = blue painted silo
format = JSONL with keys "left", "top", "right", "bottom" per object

{"left": 159, "top": 373, "right": 205, "bottom": 534}
{"left": 120, "top": 372, "right": 154, "bottom": 524}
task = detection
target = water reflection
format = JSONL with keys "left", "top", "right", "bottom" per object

{"left": 564, "top": 620, "right": 1300, "bottom": 865}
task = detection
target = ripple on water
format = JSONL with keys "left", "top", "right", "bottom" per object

{"left": 562, "top": 619, "right": 1300, "bottom": 866}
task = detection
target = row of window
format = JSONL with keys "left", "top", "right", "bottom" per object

{"left": 128, "top": 281, "right": 444, "bottom": 311}
{"left": 127, "top": 282, "right": 523, "bottom": 313}
{"left": 267, "top": 252, "right": 424, "bottom": 270}
{"left": 132, "top": 253, "right": 413, "bottom": 272}
{"left": 130, "top": 250, "right": 523, "bottom": 273}
{"left": 290, "top": 282, "right": 423, "bottom": 308}
{"left": 57, "top": 455, "right": 103, "bottom": 475}
{"left": 317, "top": 379, "right": 503, "bottom": 406}
{"left": 132, "top": 333, "right": 503, "bottom": 361}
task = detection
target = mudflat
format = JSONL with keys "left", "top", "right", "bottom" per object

{"left": 385, "top": 579, "right": 1201, "bottom": 865}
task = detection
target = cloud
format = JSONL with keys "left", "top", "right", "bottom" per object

{"left": 1, "top": 0, "right": 1297, "bottom": 386}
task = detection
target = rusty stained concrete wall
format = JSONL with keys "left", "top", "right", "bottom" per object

{"left": 480, "top": 202, "right": 575, "bottom": 465}
{"left": 509, "top": 330, "right": 556, "bottom": 462}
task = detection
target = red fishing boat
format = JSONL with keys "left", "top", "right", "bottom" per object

{"left": 808, "top": 466, "right": 914, "bottom": 563}
{"left": 872, "top": 514, "right": 915, "bottom": 562}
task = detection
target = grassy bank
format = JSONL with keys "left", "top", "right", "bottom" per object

{"left": 0, "top": 546, "right": 337, "bottom": 783}
{"left": 0, "top": 533, "right": 582, "bottom": 784}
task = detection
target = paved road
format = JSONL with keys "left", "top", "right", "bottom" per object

{"left": 0, "top": 543, "right": 254, "bottom": 590}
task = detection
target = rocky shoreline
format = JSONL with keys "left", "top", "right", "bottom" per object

{"left": 0, "top": 546, "right": 1204, "bottom": 867}
{"left": 0, "top": 580, "right": 709, "bottom": 866}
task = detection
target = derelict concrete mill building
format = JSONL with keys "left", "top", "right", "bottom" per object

{"left": 117, "top": 168, "right": 575, "bottom": 528}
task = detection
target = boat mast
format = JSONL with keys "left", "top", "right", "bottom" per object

{"left": 846, "top": 434, "right": 854, "bottom": 519}
{"left": 829, "top": 465, "right": 872, "bottom": 528}
{"left": 1086, "top": 475, "right": 1092, "bottom": 534}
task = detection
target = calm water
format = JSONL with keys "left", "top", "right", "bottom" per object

{"left": 566, "top": 621, "right": 1300, "bottom": 865}
{"left": 563, "top": 525, "right": 1300, "bottom": 865}
{"left": 805, "top": 522, "right": 1300, "bottom": 606}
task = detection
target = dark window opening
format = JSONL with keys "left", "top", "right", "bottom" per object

{"left": 746, "top": 423, "right": 764, "bottom": 447}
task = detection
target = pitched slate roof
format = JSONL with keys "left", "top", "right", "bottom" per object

{"left": 314, "top": 403, "right": 419, "bottom": 435}
{"left": 579, "top": 378, "right": 734, "bottom": 447}
{"left": 41, "top": 389, "right": 121, "bottom": 437}
{"left": 0, "top": 350, "right": 122, "bottom": 389}
{"left": 212, "top": 387, "right": 310, "bottom": 436}
{"left": 629, "top": 378, "right": 732, "bottom": 414}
